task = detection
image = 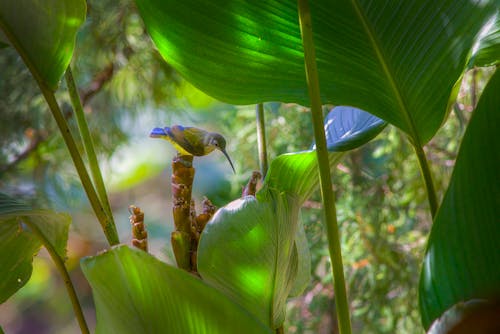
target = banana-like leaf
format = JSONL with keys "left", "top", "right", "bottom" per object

{"left": 134, "top": 0, "right": 496, "bottom": 144}
{"left": 0, "top": 193, "right": 70, "bottom": 303}
{"left": 0, "top": 0, "right": 86, "bottom": 90}
{"left": 80, "top": 245, "right": 272, "bottom": 334}
{"left": 419, "top": 69, "right": 500, "bottom": 329}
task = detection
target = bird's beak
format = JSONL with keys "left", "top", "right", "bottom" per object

{"left": 150, "top": 127, "right": 167, "bottom": 138}
{"left": 221, "top": 149, "right": 236, "bottom": 174}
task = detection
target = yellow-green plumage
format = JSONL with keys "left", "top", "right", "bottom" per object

{"left": 150, "top": 125, "right": 235, "bottom": 173}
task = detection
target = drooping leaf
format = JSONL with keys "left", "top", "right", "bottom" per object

{"left": 419, "top": 69, "right": 500, "bottom": 329}
{"left": 0, "top": 193, "right": 70, "bottom": 303}
{"left": 469, "top": 13, "right": 500, "bottom": 68}
{"left": 265, "top": 106, "right": 385, "bottom": 201}
{"left": 319, "top": 106, "right": 387, "bottom": 152}
{"left": 80, "top": 245, "right": 272, "bottom": 334}
{"left": 0, "top": 0, "right": 86, "bottom": 90}
{"left": 134, "top": 0, "right": 496, "bottom": 144}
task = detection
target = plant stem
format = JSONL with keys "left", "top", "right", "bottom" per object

{"left": 65, "top": 67, "right": 116, "bottom": 229}
{"left": 22, "top": 218, "right": 90, "bottom": 334}
{"left": 40, "top": 88, "right": 119, "bottom": 245}
{"left": 413, "top": 144, "right": 438, "bottom": 218}
{"left": 297, "top": 1, "right": 352, "bottom": 333}
{"left": 256, "top": 103, "right": 269, "bottom": 177}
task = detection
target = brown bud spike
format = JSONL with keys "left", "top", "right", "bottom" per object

{"left": 129, "top": 205, "right": 148, "bottom": 252}
{"left": 242, "top": 171, "right": 262, "bottom": 197}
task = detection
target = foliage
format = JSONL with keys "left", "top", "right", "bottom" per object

{"left": 0, "top": 0, "right": 499, "bottom": 334}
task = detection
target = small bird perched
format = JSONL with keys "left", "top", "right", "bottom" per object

{"left": 150, "top": 125, "right": 235, "bottom": 173}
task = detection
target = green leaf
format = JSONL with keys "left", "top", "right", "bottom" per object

{"left": 80, "top": 245, "right": 272, "bottom": 334}
{"left": 0, "top": 193, "right": 70, "bottom": 303}
{"left": 134, "top": 0, "right": 496, "bottom": 144}
{"left": 0, "top": 0, "right": 86, "bottom": 90}
{"left": 198, "top": 191, "right": 302, "bottom": 329}
{"left": 469, "top": 14, "right": 500, "bottom": 68}
{"left": 419, "top": 69, "right": 500, "bottom": 329}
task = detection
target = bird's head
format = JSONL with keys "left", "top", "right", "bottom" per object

{"left": 205, "top": 133, "right": 227, "bottom": 152}
{"left": 206, "top": 133, "right": 235, "bottom": 173}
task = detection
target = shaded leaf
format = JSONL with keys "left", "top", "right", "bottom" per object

{"left": 419, "top": 69, "right": 500, "bottom": 329}
{"left": 81, "top": 245, "right": 272, "bottom": 334}
{"left": 0, "top": 0, "right": 86, "bottom": 90}
{"left": 134, "top": 0, "right": 496, "bottom": 144}
{"left": 0, "top": 193, "right": 70, "bottom": 303}
{"left": 319, "top": 106, "right": 387, "bottom": 152}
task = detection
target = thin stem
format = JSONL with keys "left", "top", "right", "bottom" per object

{"left": 256, "top": 103, "right": 269, "bottom": 177}
{"left": 414, "top": 144, "right": 439, "bottom": 218}
{"left": 297, "top": 1, "right": 352, "bottom": 333}
{"left": 40, "top": 89, "right": 119, "bottom": 245}
{"left": 22, "top": 218, "right": 90, "bottom": 334}
{"left": 65, "top": 68, "right": 115, "bottom": 228}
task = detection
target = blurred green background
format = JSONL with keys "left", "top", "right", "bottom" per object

{"left": 0, "top": 1, "right": 493, "bottom": 333}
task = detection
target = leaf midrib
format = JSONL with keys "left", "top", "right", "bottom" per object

{"left": 350, "top": 0, "right": 422, "bottom": 147}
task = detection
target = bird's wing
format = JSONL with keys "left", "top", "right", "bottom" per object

{"left": 166, "top": 125, "right": 205, "bottom": 156}
{"left": 182, "top": 127, "right": 209, "bottom": 155}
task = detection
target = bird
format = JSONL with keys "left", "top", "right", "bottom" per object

{"left": 150, "top": 125, "right": 235, "bottom": 173}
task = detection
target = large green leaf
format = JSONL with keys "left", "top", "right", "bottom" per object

{"left": 0, "top": 0, "right": 86, "bottom": 90}
{"left": 0, "top": 193, "right": 70, "bottom": 303}
{"left": 134, "top": 0, "right": 496, "bottom": 144}
{"left": 419, "top": 69, "right": 500, "bottom": 329}
{"left": 81, "top": 245, "right": 272, "bottom": 334}
{"left": 198, "top": 191, "right": 301, "bottom": 328}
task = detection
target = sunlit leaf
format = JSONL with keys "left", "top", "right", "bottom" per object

{"left": 134, "top": 0, "right": 496, "bottom": 144}
{"left": 419, "top": 69, "right": 500, "bottom": 329}
{"left": 0, "top": 0, "right": 86, "bottom": 90}
{"left": 198, "top": 191, "right": 301, "bottom": 328}
{"left": 81, "top": 245, "right": 272, "bottom": 334}
{"left": 0, "top": 193, "right": 70, "bottom": 303}
{"left": 469, "top": 14, "right": 500, "bottom": 68}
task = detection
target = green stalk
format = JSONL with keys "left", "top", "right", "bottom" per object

{"left": 22, "top": 218, "right": 90, "bottom": 334}
{"left": 413, "top": 144, "right": 439, "bottom": 218}
{"left": 0, "top": 22, "right": 119, "bottom": 245}
{"left": 297, "top": 1, "right": 352, "bottom": 333}
{"left": 64, "top": 67, "right": 115, "bottom": 228}
{"left": 256, "top": 103, "right": 269, "bottom": 177}
{"left": 40, "top": 89, "right": 119, "bottom": 245}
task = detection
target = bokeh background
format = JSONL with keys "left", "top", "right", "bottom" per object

{"left": 0, "top": 1, "right": 494, "bottom": 333}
